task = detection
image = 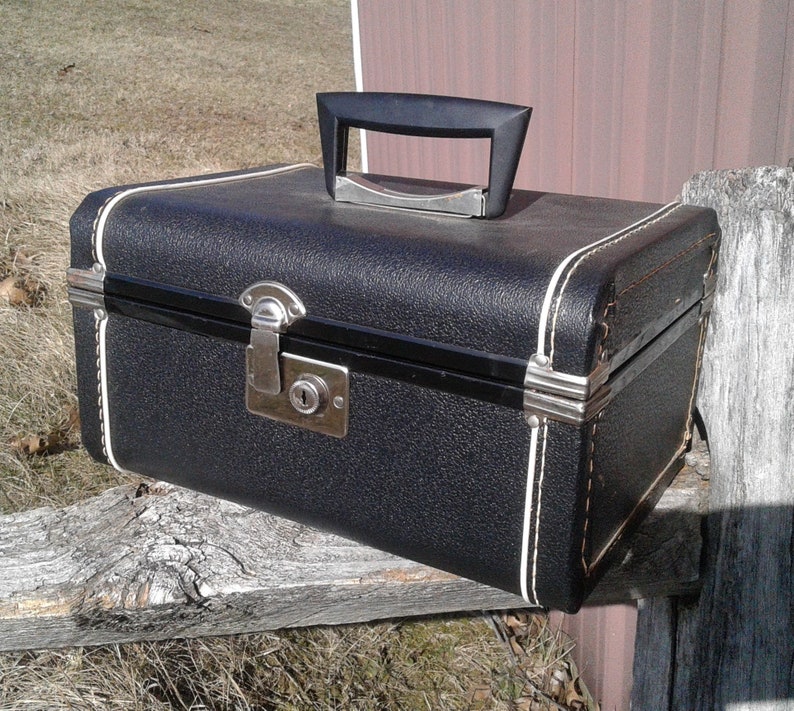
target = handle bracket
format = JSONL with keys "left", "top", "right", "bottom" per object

{"left": 334, "top": 173, "right": 485, "bottom": 218}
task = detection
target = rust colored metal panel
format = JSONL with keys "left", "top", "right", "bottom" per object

{"left": 355, "top": 0, "right": 575, "bottom": 193}
{"left": 550, "top": 605, "right": 637, "bottom": 711}
{"left": 780, "top": 3, "right": 794, "bottom": 164}
{"left": 355, "top": 0, "right": 794, "bottom": 202}
{"left": 713, "top": 0, "right": 793, "bottom": 170}
{"left": 571, "top": 1, "right": 726, "bottom": 201}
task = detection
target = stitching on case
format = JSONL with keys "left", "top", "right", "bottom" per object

{"left": 585, "top": 320, "right": 709, "bottom": 574}
{"left": 583, "top": 307, "right": 713, "bottom": 576}
{"left": 520, "top": 423, "right": 542, "bottom": 604}
{"left": 548, "top": 203, "right": 682, "bottom": 363}
{"left": 529, "top": 420, "right": 549, "bottom": 606}
{"left": 581, "top": 295, "right": 611, "bottom": 571}
{"left": 94, "top": 313, "right": 107, "bottom": 459}
{"left": 528, "top": 203, "right": 680, "bottom": 605}
{"left": 90, "top": 190, "right": 123, "bottom": 463}
{"left": 616, "top": 232, "right": 715, "bottom": 298}
{"left": 90, "top": 190, "right": 124, "bottom": 266}
{"left": 580, "top": 231, "right": 714, "bottom": 572}
{"left": 535, "top": 203, "right": 678, "bottom": 358}
{"left": 581, "top": 413, "right": 601, "bottom": 572}
{"left": 685, "top": 311, "right": 710, "bottom": 437}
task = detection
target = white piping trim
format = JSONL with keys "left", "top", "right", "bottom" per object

{"left": 530, "top": 421, "right": 550, "bottom": 604}
{"left": 93, "top": 164, "right": 315, "bottom": 269}
{"left": 92, "top": 163, "right": 313, "bottom": 473}
{"left": 535, "top": 202, "right": 679, "bottom": 357}
{"left": 96, "top": 312, "right": 128, "bottom": 473}
{"left": 519, "top": 423, "right": 541, "bottom": 604}
{"left": 521, "top": 200, "right": 681, "bottom": 605}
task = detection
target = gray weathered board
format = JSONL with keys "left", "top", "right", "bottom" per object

{"left": 0, "top": 443, "right": 708, "bottom": 652}
{"left": 632, "top": 166, "right": 794, "bottom": 710}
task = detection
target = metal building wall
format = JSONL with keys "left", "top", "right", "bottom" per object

{"left": 354, "top": 0, "right": 794, "bottom": 203}
{"left": 352, "top": 2, "right": 793, "bottom": 708}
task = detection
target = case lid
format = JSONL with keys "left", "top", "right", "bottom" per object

{"left": 69, "top": 163, "right": 719, "bottom": 421}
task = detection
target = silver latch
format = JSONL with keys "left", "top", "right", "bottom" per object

{"left": 241, "top": 282, "right": 306, "bottom": 395}
{"left": 240, "top": 281, "right": 349, "bottom": 438}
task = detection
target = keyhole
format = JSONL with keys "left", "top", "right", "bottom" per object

{"left": 288, "top": 374, "right": 328, "bottom": 415}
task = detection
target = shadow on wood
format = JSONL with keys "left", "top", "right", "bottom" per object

{"left": 0, "top": 445, "right": 707, "bottom": 652}
{"left": 632, "top": 166, "right": 794, "bottom": 710}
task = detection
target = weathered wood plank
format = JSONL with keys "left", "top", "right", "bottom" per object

{"left": 633, "top": 166, "right": 794, "bottom": 709}
{"left": 0, "top": 453, "right": 707, "bottom": 652}
{"left": 631, "top": 597, "right": 676, "bottom": 709}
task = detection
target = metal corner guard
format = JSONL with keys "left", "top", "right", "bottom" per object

{"left": 523, "top": 358, "right": 610, "bottom": 426}
{"left": 66, "top": 264, "right": 106, "bottom": 311}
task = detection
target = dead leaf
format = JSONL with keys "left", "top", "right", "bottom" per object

{"left": 467, "top": 685, "right": 491, "bottom": 705}
{"left": 63, "top": 404, "right": 80, "bottom": 435}
{"left": 565, "top": 681, "right": 586, "bottom": 707}
{"left": 58, "top": 63, "right": 76, "bottom": 76}
{"left": 0, "top": 274, "right": 45, "bottom": 306}
{"left": 11, "top": 433, "right": 52, "bottom": 456}
{"left": 510, "top": 637, "right": 524, "bottom": 657}
{"left": 0, "top": 276, "right": 45, "bottom": 306}
{"left": 10, "top": 248, "right": 35, "bottom": 268}
{"left": 22, "top": 275, "right": 45, "bottom": 304}
{"left": 0, "top": 276, "right": 29, "bottom": 305}
{"left": 10, "top": 406, "right": 81, "bottom": 457}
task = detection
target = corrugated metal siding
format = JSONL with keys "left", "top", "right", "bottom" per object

{"left": 551, "top": 606, "right": 636, "bottom": 711}
{"left": 353, "top": 2, "right": 792, "bottom": 708}
{"left": 355, "top": 0, "right": 794, "bottom": 203}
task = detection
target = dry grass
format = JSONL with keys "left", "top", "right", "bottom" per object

{"left": 0, "top": 0, "right": 358, "bottom": 510}
{"left": 0, "top": 2, "right": 595, "bottom": 709}
{"left": 0, "top": 616, "right": 586, "bottom": 710}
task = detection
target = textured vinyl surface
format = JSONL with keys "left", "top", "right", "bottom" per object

{"left": 70, "top": 165, "right": 719, "bottom": 377}
{"left": 73, "top": 310, "right": 706, "bottom": 611}
{"left": 68, "top": 165, "right": 719, "bottom": 610}
{"left": 102, "top": 315, "right": 535, "bottom": 597}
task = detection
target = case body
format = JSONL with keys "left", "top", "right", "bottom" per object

{"left": 68, "top": 164, "right": 719, "bottom": 612}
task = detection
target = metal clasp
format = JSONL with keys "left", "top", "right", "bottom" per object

{"left": 240, "top": 281, "right": 349, "bottom": 438}
{"left": 240, "top": 282, "right": 306, "bottom": 395}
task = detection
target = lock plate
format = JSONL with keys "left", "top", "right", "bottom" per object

{"left": 246, "top": 353, "right": 349, "bottom": 438}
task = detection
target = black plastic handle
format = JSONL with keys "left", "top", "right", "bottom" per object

{"left": 316, "top": 92, "right": 531, "bottom": 218}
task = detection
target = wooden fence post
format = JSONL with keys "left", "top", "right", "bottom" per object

{"left": 632, "top": 166, "right": 794, "bottom": 708}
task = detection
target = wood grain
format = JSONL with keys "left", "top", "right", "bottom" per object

{"left": 632, "top": 166, "right": 794, "bottom": 709}
{"left": 0, "top": 455, "right": 707, "bottom": 652}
